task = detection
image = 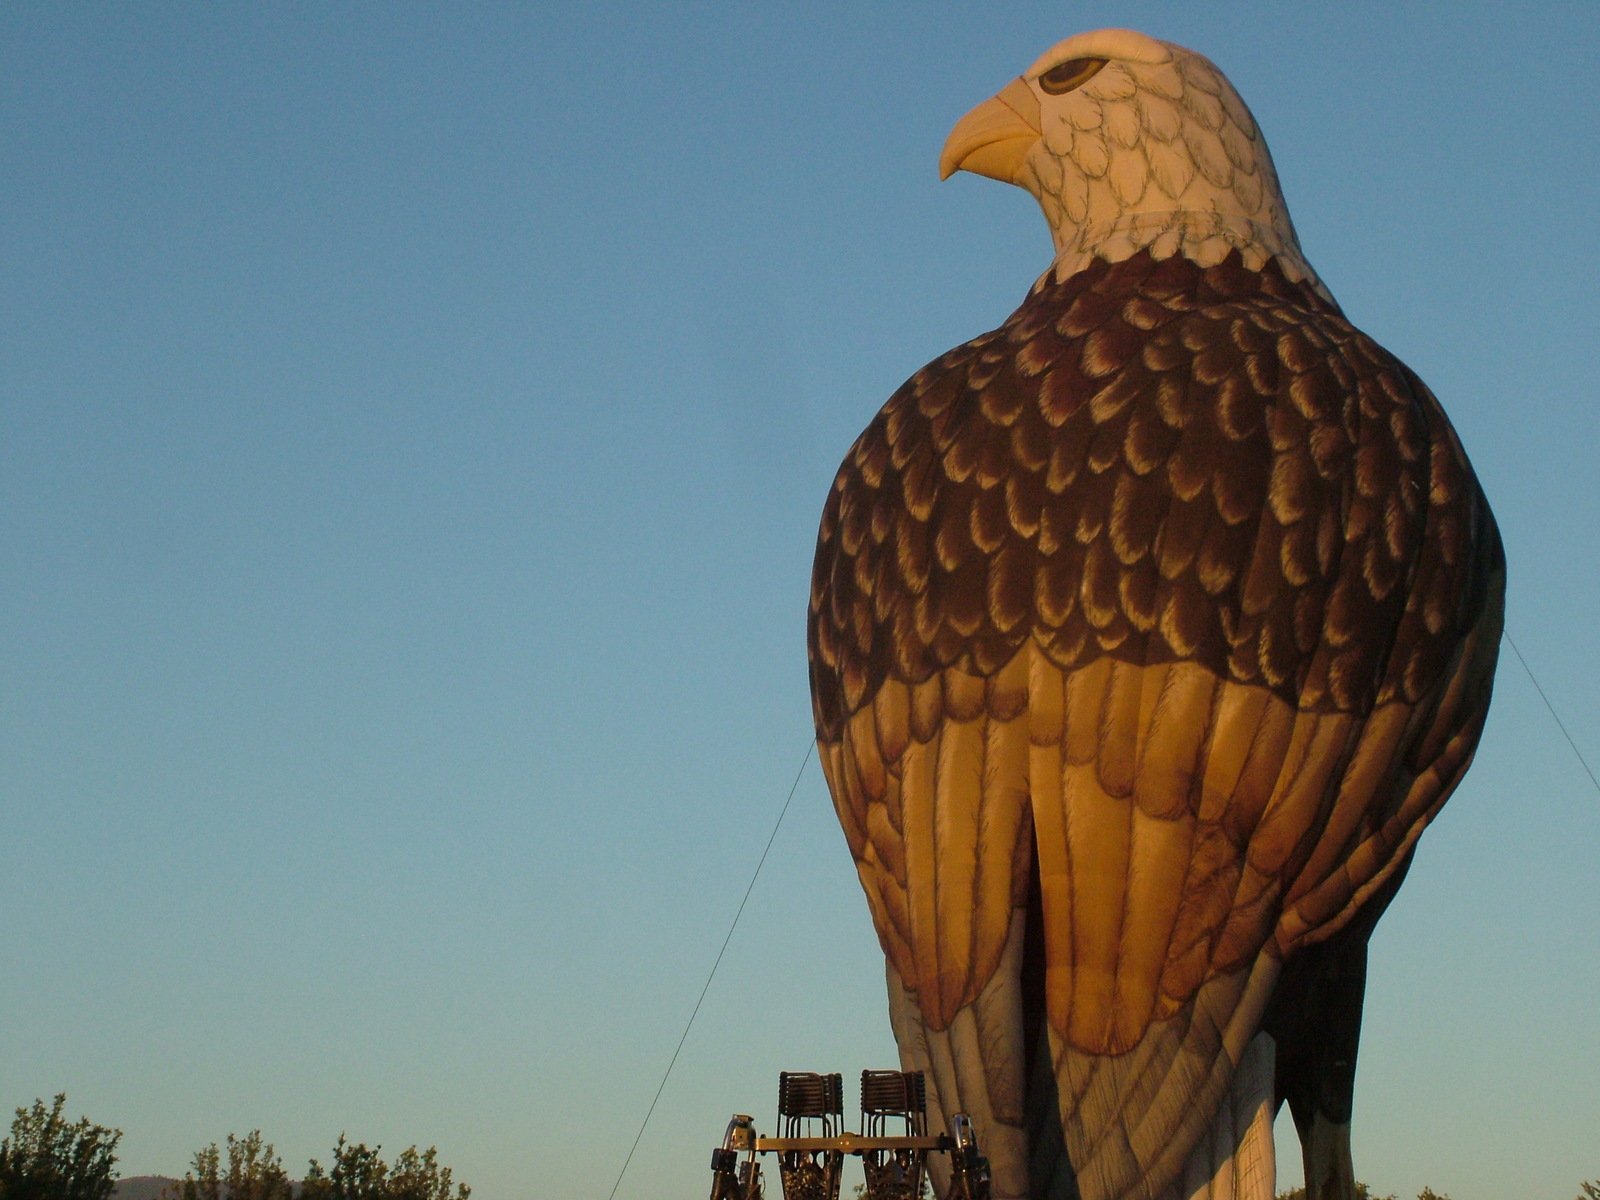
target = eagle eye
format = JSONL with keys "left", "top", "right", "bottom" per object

{"left": 1037, "top": 56, "right": 1108, "bottom": 95}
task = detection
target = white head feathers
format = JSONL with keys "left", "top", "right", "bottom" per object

{"left": 942, "top": 28, "right": 1324, "bottom": 294}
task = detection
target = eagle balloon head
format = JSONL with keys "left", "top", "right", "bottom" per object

{"left": 940, "top": 27, "right": 1325, "bottom": 295}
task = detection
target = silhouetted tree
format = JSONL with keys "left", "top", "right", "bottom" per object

{"left": 299, "top": 1138, "right": 467, "bottom": 1200}
{"left": 1276, "top": 1186, "right": 1395, "bottom": 1200}
{"left": 0, "top": 1095, "right": 122, "bottom": 1200}
{"left": 163, "top": 1132, "right": 291, "bottom": 1200}
{"left": 384, "top": 1147, "right": 466, "bottom": 1200}
{"left": 1276, "top": 1188, "right": 1457, "bottom": 1200}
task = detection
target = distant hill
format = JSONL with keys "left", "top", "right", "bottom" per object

{"left": 113, "top": 1177, "right": 176, "bottom": 1200}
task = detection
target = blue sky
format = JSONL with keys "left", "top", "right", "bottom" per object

{"left": 3, "top": 4, "right": 1598, "bottom": 1199}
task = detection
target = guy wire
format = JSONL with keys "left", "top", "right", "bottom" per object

{"left": 605, "top": 740, "right": 815, "bottom": 1200}
{"left": 1505, "top": 629, "right": 1600, "bottom": 797}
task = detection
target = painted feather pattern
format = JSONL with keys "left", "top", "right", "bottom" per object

{"left": 807, "top": 28, "right": 1502, "bottom": 1200}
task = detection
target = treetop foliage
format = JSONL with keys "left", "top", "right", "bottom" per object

{"left": 0, "top": 1095, "right": 122, "bottom": 1200}
{"left": 163, "top": 1132, "right": 291, "bottom": 1200}
{"left": 301, "top": 1137, "right": 467, "bottom": 1200}
{"left": 162, "top": 1134, "right": 466, "bottom": 1200}
{"left": 1275, "top": 1187, "right": 1431, "bottom": 1200}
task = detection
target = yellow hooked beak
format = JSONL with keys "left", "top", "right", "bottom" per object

{"left": 938, "top": 76, "right": 1042, "bottom": 183}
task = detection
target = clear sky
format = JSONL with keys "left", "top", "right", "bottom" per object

{"left": 3, "top": 4, "right": 1598, "bottom": 1199}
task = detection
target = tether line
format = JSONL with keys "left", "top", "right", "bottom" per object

{"left": 605, "top": 740, "right": 815, "bottom": 1200}
{"left": 1504, "top": 629, "right": 1600, "bottom": 798}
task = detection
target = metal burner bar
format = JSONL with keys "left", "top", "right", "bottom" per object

{"left": 753, "top": 1135, "right": 953, "bottom": 1154}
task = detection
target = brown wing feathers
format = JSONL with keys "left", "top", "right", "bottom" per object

{"left": 808, "top": 248, "right": 1501, "bottom": 1192}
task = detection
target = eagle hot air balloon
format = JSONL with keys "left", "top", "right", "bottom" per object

{"left": 806, "top": 29, "right": 1503, "bottom": 1200}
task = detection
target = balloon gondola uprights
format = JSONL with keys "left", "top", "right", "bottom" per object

{"left": 707, "top": 1070, "right": 991, "bottom": 1200}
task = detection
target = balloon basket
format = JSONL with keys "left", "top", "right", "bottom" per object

{"left": 706, "top": 1070, "right": 990, "bottom": 1200}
